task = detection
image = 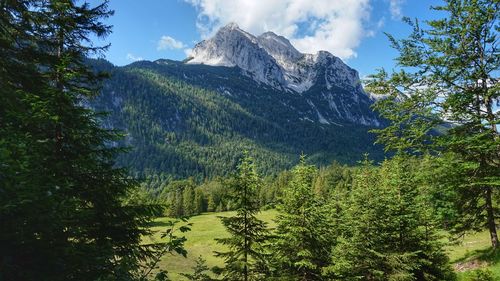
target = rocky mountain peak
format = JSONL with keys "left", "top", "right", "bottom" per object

{"left": 187, "top": 24, "right": 361, "bottom": 93}
{"left": 185, "top": 23, "right": 380, "bottom": 126}
{"left": 187, "top": 23, "right": 285, "bottom": 87}
{"left": 257, "top": 31, "right": 303, "bottom": 63}
{"left": 221, "top": 22, "right": 240, "bottom": 31}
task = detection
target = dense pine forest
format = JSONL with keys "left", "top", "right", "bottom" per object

{"left": 86, "top": 57, "right": 384, "bottom": 181}
{"left": 1, "top": 0, "right": 499, "bottom": 281}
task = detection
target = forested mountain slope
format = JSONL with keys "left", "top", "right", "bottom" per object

{"left": 89, "top": 25, "right": 385, "bottom": 180}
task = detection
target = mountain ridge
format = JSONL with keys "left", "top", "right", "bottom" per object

{"left": 188, "top": 24, "right": 360, "bottom": 91}
{"left": 88, "top": 24, "right": 385, "bottom": 180}
{"left": 186, "top": 23, "right": 380, "bottom": 126}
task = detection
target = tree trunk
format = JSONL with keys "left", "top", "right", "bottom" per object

{"left": 55, "top": 29, "right": 64, "bottom": 156}
{"left": 484, "top": 95, "right": 499, "bottom": 248}
{"left": 485, "top": 186, "right": 498, "bottom": 248}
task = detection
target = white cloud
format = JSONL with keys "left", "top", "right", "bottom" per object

{"left": 126, "top": 53, "right": 143, "bottom": 61}
{"left": 364, "top": 17, "right": 385, "bottom": 38}
{"left": 157, "top": 35, "right": 186, "bottom": 50}
{"left": 184, "top": 0, "right": 373, "bottom": 60}
{"left": 184, "top": 48, "right": 193, "bottom": 57}
{"left": 389, "top": 0, "right": 405, "bottom": 19}
{"left": 377, "top": 17, "right": 385, "bottom": 28}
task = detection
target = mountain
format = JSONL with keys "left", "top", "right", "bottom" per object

{"left": 90, "top": 24, "right": 384, "bottom": 181}
{"left": 187, "top": 23, "right": 380, "bottom": 126}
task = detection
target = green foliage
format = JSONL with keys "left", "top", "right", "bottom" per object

{"left": 365, "top": 0, "right": 500, "bottom": 248}
{"left": 328, "top": 156, "right": 455, "bottom": 281}
{"left": 463, "top": 269, "right": 495, "bottom": 281}
{"left": 161, "top": 179, "right": 195, "bottom": 217}
{"left": 214, "top": 152, "right": 270, "bottom": 281}
{"left": 181, "top": 256, "right": 212, "bottom": 281}
{"left": 0, "top": 1, "right": 166, "bottom": 280}
{"left": 183, "top": 184, "right": 196, "bottom": 216}
{"left": 6, "top": 1, "right": 498, "bottom": 280}
{"left": 194, "top": 188, "right": 206, "bottom": 214}
{"left": 271, "top": 155, "right": 335, "bottom": 280}
{"left": 138, "top": 218, "right": 192, "bottom": 281}
{"left": 89, "top": 58, "right": 384, "bottom": 183}
{"left": 146, "top": 210, "right": 278, "bottom": 280}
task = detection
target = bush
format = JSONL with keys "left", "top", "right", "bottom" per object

{"left": 464, "top": 269, "right": 494, "bottom": 281}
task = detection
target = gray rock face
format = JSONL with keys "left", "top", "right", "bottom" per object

{"left": 188, "top": 23, "right": 286, "bottom": 88}
{"left": 187, "top": 23, "right": 380, "bottom": 126}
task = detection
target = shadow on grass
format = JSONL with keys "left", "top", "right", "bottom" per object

{"left": 454, "top": 247, "right": 500, "bottom": 265}
{"left": 147, "top": 219, "right": 173, "bottom": 228}
{"left": 147, "top": 217, "right": 192, "bottom": 229}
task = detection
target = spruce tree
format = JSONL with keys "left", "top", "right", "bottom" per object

{"left": 0, "top": 1, "right": 162, "bottom": 280}
{"left": 183, "top": 185, "right": 196, "bottom": 216}
{"left": 194, "top": 188, "right": 206, "bottom": 214}
{"left": 214, "top": 152, "right": 269, "bottom": 281}
{"left": 328, "top": 156, "right": 455, "bottom": 280}
{"left": 163, "top": 179, "right": 196, "bottom": 217}
{"left": 366, "top": 0, "right": 500, "bottom": 248}
{"left": 181, "top": 256, "right": 212, "bottom": 281}
{"left": 272, "top": 155, "right": 334, "bottom": 281}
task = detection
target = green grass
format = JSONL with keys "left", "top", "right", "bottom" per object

{"left": 147, "top": 209, "right": 278, "bottom": 280}
{"left": 147, "top": 210, "right": 498, "bottom": 281}
{"left": 446, "top": 230, "right": 500, "bottom": 280}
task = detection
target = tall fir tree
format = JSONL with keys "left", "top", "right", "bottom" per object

{"left": 214, "top": 152, "right": 269, "bottom": 281}
{"left": 271, "top": 155, "right": 334, "bottom": 281}
{"left": 366, "top": 0, "right": 500, "bottom": 248}
{"left": 327, "top": 156, "right": 455, "bottom": 281}
{"left": 0, "top": 1, "right": 162, "bottom": 280}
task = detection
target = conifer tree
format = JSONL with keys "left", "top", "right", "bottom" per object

{"left": 194, "top": 188, "right": 206, "bottom": 214}
{"left": 207, "top": 194, "right": 216, "bottom": 212}
{"left": 181, "top": 256, "right": 212, "bottom": 281}
{"left": 272, "top": 155, "right": 334, "bottom": 281}
{"left": 163, "top": 179, "right": 197, "bottom": 217}
{"left": 166, "top": 191, "right": 180, "bottom": 217}
{"left": 328, "top": 156, "right": 455, "bottom": 280}
{"left": 366, "top": 0, "right": 500, "bottom": 247}
{"left": 214, "top": 152, "right": 269, "bottom": 281}
{"left": 183, "top": 185, "right": 196, "bottom": 216}
{"left": 0, "top": 1, "right": 162, "bottom": 280}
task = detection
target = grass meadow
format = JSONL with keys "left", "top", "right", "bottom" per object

{"left": 147, "top": 210, "right": 499, "bottom": 280}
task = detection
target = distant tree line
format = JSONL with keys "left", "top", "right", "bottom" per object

{"left": 133, "top": 159, "right": 351, "bottom": 219}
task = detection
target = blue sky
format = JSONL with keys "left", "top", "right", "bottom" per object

{"left": 91, "top": 0, "right": 444, "bottom": 78}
